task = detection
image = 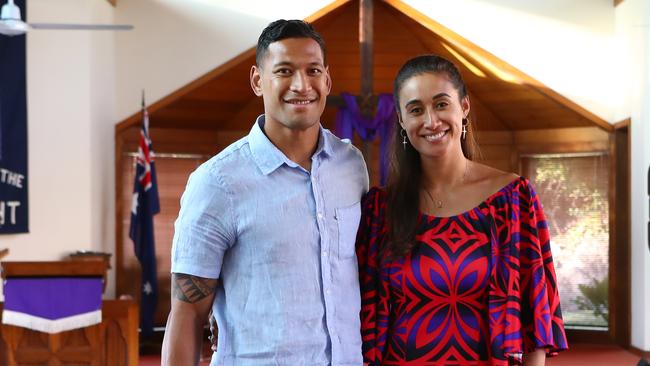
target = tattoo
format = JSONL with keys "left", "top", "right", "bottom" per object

{"left": 172, "top": 273, "right": 218, "bottom": 303}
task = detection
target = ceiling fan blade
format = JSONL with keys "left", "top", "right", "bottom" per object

{"left": 28, "top": 23, "right": 133, "bottom": 31}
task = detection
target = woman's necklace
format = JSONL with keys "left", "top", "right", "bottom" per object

{"left": 422, "top": 160, "right": 470, "bottom": 209}
{"left": 423, "top": 189, "right": 444, "bottom": 208}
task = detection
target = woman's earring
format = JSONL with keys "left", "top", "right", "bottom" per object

{"left": 400, "top": 128, "right": 408, "bottom": 150}
{"left": 461, "top": 118, "right": 469, "bottom": 140}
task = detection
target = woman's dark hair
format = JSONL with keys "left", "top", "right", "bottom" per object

{"left": 384, "top": 54, "right": 479, "bottom": 258}
{"left": 256, "top": 19, "right": 327, "bottom": 66}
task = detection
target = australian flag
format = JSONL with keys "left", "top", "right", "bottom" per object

{"left": 129, "top": 98, "right": 160, "bottom": 337}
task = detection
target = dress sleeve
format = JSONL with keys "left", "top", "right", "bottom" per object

{"left": 356, "top": 188, "right": 390, "bottom": 365}
{"left": 518, "top": 179, "right": 568, "bottom": 356}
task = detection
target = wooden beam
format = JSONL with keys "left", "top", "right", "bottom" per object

{"left": 609, "top": 124, "right": 631, "bottom": 348}
{"left": 304, "top": 0, "right": 352, "bottom": 23}
{"left": 359, "top": 0, "right": 374, "bottom": 101}
{"left": 383, "top": 0, "right": 614, "bottom": 132}
{"left": 614, "top": 117, "right": 630, "bottom": 129}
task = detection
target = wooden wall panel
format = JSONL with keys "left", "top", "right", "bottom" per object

{"left": 514, "top": 127, "right": 610, "bottom": 155}
{"left": 474, "top": 130, "right": 517, "bottom": 173}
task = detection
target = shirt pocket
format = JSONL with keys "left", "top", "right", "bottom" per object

{"left": 335, "top": 201, "right": 361, "bottom": 260}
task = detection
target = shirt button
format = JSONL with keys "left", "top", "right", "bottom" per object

{"left": 325, "top": 288, "right": 331, "bottom": 295}
{"left": 317, "top": 212, "right": 323, "bottom": 219}
{"left": 322, "top": 251, "right": 328, "bottom": 257}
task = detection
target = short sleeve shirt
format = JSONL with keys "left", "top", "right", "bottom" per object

{"left": 172, "top": 115, "right": 369, "bottom": 366}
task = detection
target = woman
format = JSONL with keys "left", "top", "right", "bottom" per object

{"left": 356, "top": 55, "right": 567, "bottom": 365}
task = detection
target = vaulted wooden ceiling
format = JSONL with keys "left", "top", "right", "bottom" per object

{"left": 116, "top": 0, "right": 612, "bottom": 133}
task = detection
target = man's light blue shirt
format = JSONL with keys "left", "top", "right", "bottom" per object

{"left": 172, "top": 116, "right": 369, "bottom": 366}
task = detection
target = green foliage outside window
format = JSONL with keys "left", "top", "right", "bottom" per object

{"left": 525, "top": 154, "right": 609, "bottom": 328}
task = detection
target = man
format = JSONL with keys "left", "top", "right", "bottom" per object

{"left": 161, "top": 19, "right": 368, "bottom": 365}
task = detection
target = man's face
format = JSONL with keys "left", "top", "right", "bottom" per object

{"left": 250, "top": 37, "right": 331, "bottom": 132}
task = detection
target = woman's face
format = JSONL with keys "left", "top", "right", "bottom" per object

{"left": 397, "top": 72, "right": 469, "bottom": 159}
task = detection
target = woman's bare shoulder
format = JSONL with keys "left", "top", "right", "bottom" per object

{"left": 468, "top": 162, "right": 519, "bottom": 193}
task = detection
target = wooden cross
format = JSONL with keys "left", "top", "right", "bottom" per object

{"left": 327, "top": 0, "right": 377, "bottom": 159}
{"left": 328, "top": 0, "right": 375, "bottom": 113}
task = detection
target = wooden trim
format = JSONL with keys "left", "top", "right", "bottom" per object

{"left": 304, "top": 0, "right": 351, "bottom": 23}
{"left": 629, "top": 345, "right": 650, "bottom": 359}
{"left": 115, "top": 127, "right": 127, "bottom": 299}
{"left": 614, "top": 0, "right": 625, "bottom": 7}
{"left": 383, "top": 0, "right": 614, "bottom": 132}
{"left": 114, "top": 0, "right": 351, "bottom": 133}
{"left": 614, "top": 118, "right": 631, "bottom": 129}
{"left": 106, "top": 0, "right": 116, "bottom": 6}
{"left": 609, "top": 125, "right": 631, "bottom": 347}
{"left": 1, "top": 261, "right": 107, "bottom": 278}
{"left": 566, "top": 329, "right": 612, "bottom": 344}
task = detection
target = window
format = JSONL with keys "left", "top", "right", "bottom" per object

{"left": 522, "top": 153, "right": 609, "bottom": 329}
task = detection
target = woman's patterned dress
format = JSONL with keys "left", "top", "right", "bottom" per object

{"left": 356, "top": 177, "right": 568, "bottom": 365}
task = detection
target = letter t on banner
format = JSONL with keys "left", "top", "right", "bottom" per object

{"left": 129, "top": 92, "right": 160, "bottom": 337}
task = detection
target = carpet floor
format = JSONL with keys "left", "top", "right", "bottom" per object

{"left": 141, "top": 343, "right": 645, "bottom": 365}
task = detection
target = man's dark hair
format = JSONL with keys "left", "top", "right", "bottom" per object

{"left": 256, "top": 19, "right": 327, "bottom": 67}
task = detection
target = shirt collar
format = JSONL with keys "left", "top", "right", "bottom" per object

{"left": 249, "top": 115, "right": 333, "bottom": 175}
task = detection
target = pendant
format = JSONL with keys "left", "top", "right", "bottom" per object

{"left": 436, "top": 200, "right": 443, "bottom": 208}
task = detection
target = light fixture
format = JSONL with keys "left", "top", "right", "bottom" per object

{"left": 0, "top": 0, "right": 29, "bottom": 36}
{"left": 0, "top": 0, "right": 133, "bottom": 37}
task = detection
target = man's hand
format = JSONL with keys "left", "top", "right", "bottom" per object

{"left": 161, "top": 273, "right": 219, "bottom": 366}
{"left": 209, "top": 312, "right": 218, "bottom": 352}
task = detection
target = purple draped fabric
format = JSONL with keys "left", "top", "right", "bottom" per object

{"left": 4, "top": 278, "right": 102, "bottom": 319}
{"left": 334, "top": 92, "right": 396, "bottom": 185}
{"left": 2, "top": 277, "right": 103, "bottom": 333}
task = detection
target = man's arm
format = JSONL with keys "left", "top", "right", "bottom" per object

{"left": 161, "top": 273, "right": 219, "bottom": 366}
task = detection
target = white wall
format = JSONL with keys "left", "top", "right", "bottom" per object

{"left": 617, "top": 0, "right": 650, "bottom": 352}
{"left": 113, "top": 0, "right": 333, "bottom": 121}
{"left": 2, "top": 0, "right": 116, "bottom": 298}
{"left": 402, "top": 0, "right": 619, "bottom": 122}
{"left": 89, "top": 1, "right": 117, "bottom": 299}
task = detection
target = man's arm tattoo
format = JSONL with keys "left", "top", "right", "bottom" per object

{"left": 172, "top": 273, "right": 218, "bottom": 303}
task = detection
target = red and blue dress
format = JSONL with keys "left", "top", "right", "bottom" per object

{"left": 356, "top": 177, "right": 567, "bottom": 365}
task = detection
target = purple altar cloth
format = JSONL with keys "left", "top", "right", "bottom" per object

{"left": 2, "top": 277, "right": 103, "bottom": 333}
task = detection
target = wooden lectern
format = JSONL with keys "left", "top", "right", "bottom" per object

{"left": 0, "top": 260, "right": 139, "bottom": 366}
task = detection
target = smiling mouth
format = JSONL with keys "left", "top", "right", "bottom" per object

{"left": 285, "top": 98, "right": 316, "bottom": 105}
{"left": 423, "top": 130, "right": 448, "bottom": 142}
